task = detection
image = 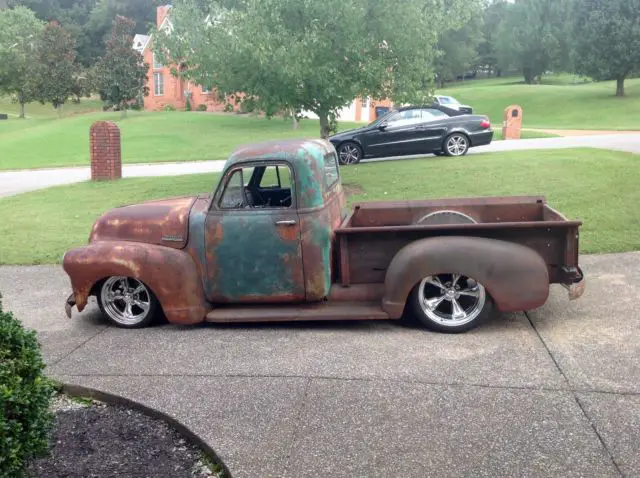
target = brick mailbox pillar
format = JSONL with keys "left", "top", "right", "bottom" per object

{"left": 502, "top": 105, "right": 523, "bottom": 140}
{"left": 90, "top": 121, "right": 122, "bottom": 181}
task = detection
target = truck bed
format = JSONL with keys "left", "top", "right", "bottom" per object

{"left": 333, "top": 196, "right": 582, "bottom": 287}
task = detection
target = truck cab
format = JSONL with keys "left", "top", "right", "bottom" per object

{"left": 63, "top": 138, "right": 584, "bottom": 333}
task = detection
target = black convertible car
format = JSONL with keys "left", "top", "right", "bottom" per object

{"left": 328, "top": 105, "right": 493, "bottom": 165}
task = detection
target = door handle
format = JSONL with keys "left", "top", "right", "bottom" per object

{"left": 275, "top": 220, "right": 297, "bottom": 226}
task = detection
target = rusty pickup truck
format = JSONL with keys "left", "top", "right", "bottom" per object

{"left": 63, "top": 138, "right": 585, "bottom": 333}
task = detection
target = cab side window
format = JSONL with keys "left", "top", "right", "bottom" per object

{"left": 219, "top": 169, "right": 247, "bottom": 209}
{"left": 219, "top": 164, "right": 294, "bottom": 209}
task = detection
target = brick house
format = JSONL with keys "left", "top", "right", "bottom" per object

{"left": 137, "top": 5, "right": 229, "bottom": 112}
{"left": 140, "top": 5, "right": 394, "bottom": 121}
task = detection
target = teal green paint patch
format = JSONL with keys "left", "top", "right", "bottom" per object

{"left": 211, "top": 213, "right": 304, "bottom": 300}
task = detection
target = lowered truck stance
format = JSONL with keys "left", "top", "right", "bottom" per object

{"left": 63, "top": 138, "right": 585, "bottom": 333}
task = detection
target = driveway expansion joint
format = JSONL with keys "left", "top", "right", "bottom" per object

{"left": 49, "top": 371, "right": 638, "bottom": 397}
{"left": 49, "top": 325, "right": 109, "bottom": 368}
{"left": 525, "top": 311, "right": 624, "bottom": 476}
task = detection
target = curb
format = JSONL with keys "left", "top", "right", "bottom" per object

{"left": 58, "top": 382, "right": 231, "bottom": 478}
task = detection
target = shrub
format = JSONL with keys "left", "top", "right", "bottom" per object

{"left": 224, "top": 103, "right": 234, "bottom": 113}
{"left": 0, "top": 296, "right": 55, "bottom": 477}
{"left": 163, "top": 104, "right": 176, "bottom": 111}
{"left": 185, "top": 98, "right": 192, "bottom": 111}
{"left": 197, "top": 104, "right": 207, "bottom": 112}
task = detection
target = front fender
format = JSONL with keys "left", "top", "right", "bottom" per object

{"left": 63, "top": 241, "right": 208, "bottom": 325}
{"left": 382, "top": 236, "right": 549, "bottom": 318}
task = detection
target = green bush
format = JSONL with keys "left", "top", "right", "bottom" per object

{"left": 163, "top": 104, "right": 176, "bottom": 112}
{"left": 197, "top": 104, "right": 207, "bottom": 112}
{"left": 185, "top": 98, "right": 192, "bottom": 111}
{"left": 224, "top": 103, "right": 234, "bottom": 113}
{"left": 0, "top": 296, "right": 55, "bottom": 477}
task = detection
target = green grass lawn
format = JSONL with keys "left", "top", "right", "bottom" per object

{"left": 1, "top": 148, "right": 638, "bottom": 265}
{"left": 0, "top": 109, "right": 363, "bottom": 170}
{"left": 0, "top": 103, "right": 555, "bottom": 171}
{"left": 438, "top": 75, "right": 640, "bottom": 130}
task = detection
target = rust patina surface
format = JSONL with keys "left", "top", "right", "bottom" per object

{"left": 63, "top": 138, "right": 585, "bottom": 328}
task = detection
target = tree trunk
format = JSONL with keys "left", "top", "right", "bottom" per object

{"left": 523, "top": 68, "right": 534, "bottom": 84}
{"left": 319, "top": 112, "right": 330, "bottom": 139}
{"left": 19, "top": 100, "right": 25, "bottom": 119}
{"left": 292, "top": 111, "right": 299, "bottom": 130}
{"left": 616, "top": 75, "right": 625, "bottom": 97}
{"left": 56, "top": 104, "right": 64, "bottom": 118}
{"left": 121, "top": 107, "right": 127, "bottom": 119}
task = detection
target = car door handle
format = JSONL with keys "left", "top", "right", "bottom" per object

{"left": 275, "top": 220, "right": 297, "bottom": 226}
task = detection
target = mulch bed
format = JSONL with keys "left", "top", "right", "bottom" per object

{"left": 28, "top": 395, "right": 222, "bottom": 478}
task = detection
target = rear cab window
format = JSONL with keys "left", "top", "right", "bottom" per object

{"left": 324, "top": 151, "right": 340, "bottom": 191}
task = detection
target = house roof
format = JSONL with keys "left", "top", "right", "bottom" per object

{"left": 132, "top": 34, "right": 150, "bottom": 53}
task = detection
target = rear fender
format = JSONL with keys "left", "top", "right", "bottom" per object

{"left": 63, "top": 241, "right": 208, "bottom": 325}
{"left": 382, "top": 236, "right": 549, "bottom": 318}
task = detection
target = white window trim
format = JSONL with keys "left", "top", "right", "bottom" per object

{"left": 154, "top": 72, "right": 164, "bottom": 96}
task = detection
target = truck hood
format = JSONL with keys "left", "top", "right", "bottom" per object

{"left": 89, "top": 196, "right": 199, "bottom": 249}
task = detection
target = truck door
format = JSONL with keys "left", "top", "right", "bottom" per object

{"left": 204, "top": 162, "right": 306, "bottom": 303}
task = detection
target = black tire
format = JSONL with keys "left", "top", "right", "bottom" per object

{"left": 433, "top": 150, "right": 445, "bottom": 156}
{"left": 337, "top": 141, "right": 363, "bottom": 165}
{"left": 408, "top": 273, "right": 493, "bottom": 333}
{"left": 443, "top": 133, "right": 470, "bottom": 157}
{"left": 97, "top": 276, "right": 158, "bottom": 328}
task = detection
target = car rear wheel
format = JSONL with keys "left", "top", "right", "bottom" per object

{"left": 410, "top": 273, "right": 492, "bottom": 333}
{"left": 337, "top": 142, "right": 362, "bottom": 165}
{"left": 97, "top": 276, "right": 158, "bottom": 328}
{"left": 443, "top": 133, "right": 470, "bottom": 157}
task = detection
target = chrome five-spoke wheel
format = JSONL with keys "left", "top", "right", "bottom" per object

{"left": 98, "top": 276, "right": 157, "bottom": 328}
{"left": 444, "top": 134, "right": 469, "bottom": 157}
{"left": 337, "top": 142, "right": 362, "bottom": 165}
{"left": 411, "top": 273, "right": 492, "bottom": 332}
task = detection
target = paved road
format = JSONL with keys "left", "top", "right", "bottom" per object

{"left": 1, "top": 252, "right": 638, "bottom": 477}
{"left": 2, "top": 133, "right": 640, "bottom": 198}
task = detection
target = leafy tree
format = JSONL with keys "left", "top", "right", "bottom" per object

{"left": 155, "top": 0, "right": 482, "bottom": 138}
{"left": 31, "top": 21, "right": 78, "bottom": 114}
{"left": 8, "top": 0, "right": 160, "bottom": 66}
{"left": 570, "top": 0, "right": 640, "bottom": 97}
{"left": 94, "top": 15, "right": 149, "bottom": 117}
{"left": 8, "top": 0, "right": 98, "bottom": 66}
{"left": 434, "top": 17, "right": 482, "bottom": 87}
{"left": 0, "top": 6, "right": 44, "bottom": 118}
{"left": 496, "top": 0, "right": 570, "bottom": 84}
{"left": 476, "top": 0, "right": 509, "bottom": 76}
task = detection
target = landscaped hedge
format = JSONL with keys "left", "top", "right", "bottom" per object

{"left": 0, "top": 295, "right": 55, "bottom": 477}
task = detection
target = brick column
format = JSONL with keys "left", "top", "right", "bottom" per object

{"left": 90, "top": 121, "right": 122, "bottom": 181}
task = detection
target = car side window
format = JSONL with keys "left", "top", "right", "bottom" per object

{"left": 420, "top": 108, "right": 449, "bottom": 122}
{"left": 386, "top": 110, "right": 423, "bottom": 127}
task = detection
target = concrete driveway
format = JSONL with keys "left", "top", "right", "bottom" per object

{"left": 2, "top": 133, "right": 640, "bottom": 198}
{"left": 1, "top": 252, "right": 638, "bottom": 477}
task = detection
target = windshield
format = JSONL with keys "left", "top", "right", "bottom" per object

{"left": 367, "top": 109, "right": 397, "bottom": 127}
{"left": 438, "top": 96, "right": 459, "bottom": 105}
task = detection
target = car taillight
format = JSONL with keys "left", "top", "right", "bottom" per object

{"left": 480, "top": 118, "right": 490, "bottom": 129}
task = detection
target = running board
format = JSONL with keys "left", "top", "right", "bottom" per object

{"left": 205, "top": 301, "right": 389, "bottom": 323}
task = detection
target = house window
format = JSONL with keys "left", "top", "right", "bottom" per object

{"left": 154, "top": 72, "right": 164, "bottom": 96}
{"left": 202, "top": 85, "right": 210, "bottom": 94}
{"left": 153, "top": 52, "right": 163, "bottom": 69}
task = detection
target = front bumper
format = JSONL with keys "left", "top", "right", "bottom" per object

{"left": 65, "top": 293, "right": 76, "bottom": 318}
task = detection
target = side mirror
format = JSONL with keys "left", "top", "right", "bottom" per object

{"left": 378, "top": 122, "right": 388, "bottom": 131}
